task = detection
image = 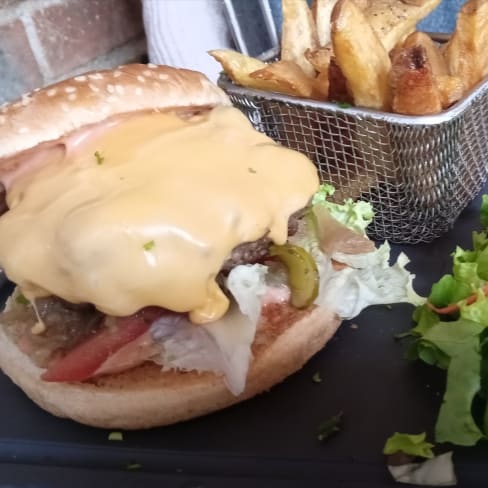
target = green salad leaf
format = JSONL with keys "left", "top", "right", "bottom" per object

{"left": 383, "top": 432, "right": 434, "bottom": 459}
{"left": 402, "top": 195, "right": 488, "bottom": 447}
{"left": 311, "top": 184, "right": 374, "bottom": 235}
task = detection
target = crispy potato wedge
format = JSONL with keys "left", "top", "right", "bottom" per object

{"left": 390, "top": 45, "right": 442, "bottom": 115}
{"left": 328, "top": 58, "right": 353, "bottom": 103}
{"left": 437, "top": 75, "right": 464, "bottom": 108}
{"left": 445, "top": 0, "right": 488, "bottom": 93}
{"left": 313, "top": 70, "right": 330, "bottom": 100}
{"left": 305, "top": 46, "right": 333, "bottom": 73}
{"left": 311, "top": 0, "right": 337, "bottom": 47}
{"left": 312, "top": 0, "right": 370, "bottom": 46}
{"left": 208, "top": 49, "right": 266, "bottom": 87}
{"left": 281, "top": 0, "right": 319, "bottom": 77}
{"left": 402, "top": 31, "right": 448, "bottom": 77}
{"left": 365, "top": 0, "right": 441, "bottom": 52}
{"left": 250, "top": 60, "right": 322, "bottom": 99}
{"left": 331, "top": 0, "right": 391, "bottom": 110}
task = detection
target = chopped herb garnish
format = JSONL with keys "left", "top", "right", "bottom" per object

{"left": 94, "top": 150, "right": 104, "bottom": 165}
{"left": 15, "top": 294, "right": 30, "bottom": 305}
{"left": 108, "top": 431, "right": 123, "bottom": 441}
{"left": 336, "top": 101, "right": 352, "bottom": 109}
{"left": 317, "top": 411, "right": 343, "bottom": 442}
{"left": 126, "top": 462, "right": 142, "bottom": 471}
{"left": 248, "top": 167, "right": 257, "bottom": 174}
{"left": 312, "top": 371, "right": 322, "bottom": 383}
{"left": 143, "top": 240, "right": 155, "bottom": 251}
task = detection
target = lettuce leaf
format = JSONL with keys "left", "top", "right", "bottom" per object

{"left": 311, "top": 184, "right": 374, "bottom": 235}
{"left": 383, "top": 432, "right": 434, "bottom": 458}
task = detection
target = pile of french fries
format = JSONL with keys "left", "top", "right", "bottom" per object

{"left": 209, "top": 0, "right": 488, "bottom": 116}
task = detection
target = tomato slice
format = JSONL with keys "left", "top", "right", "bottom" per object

{"left": 41, "top": 307, "right": 164, "bottom": 382}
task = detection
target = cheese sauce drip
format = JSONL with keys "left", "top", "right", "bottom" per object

{"left": 0, "top": 107, "right": 319, "bottom": 323}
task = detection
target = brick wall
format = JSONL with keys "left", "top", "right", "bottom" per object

{"left": 0, "top": 0, "right": 147, "bottom": 103}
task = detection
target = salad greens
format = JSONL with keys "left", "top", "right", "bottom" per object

{"left": 383, "top": 432, "right": 434, "bottom": 459}
{"left": 311, "top": 184, "right": 374, "bottom": 235}
{"left": 404, "top": 195, "right": 488, "bottom": 446}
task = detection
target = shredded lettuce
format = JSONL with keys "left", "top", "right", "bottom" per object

{"left": 311, "top": 184, "right": 374, "bottom": 235}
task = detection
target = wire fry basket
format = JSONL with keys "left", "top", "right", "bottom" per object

{"left": 218, "top": 59, "right": 488, "bottom": 244}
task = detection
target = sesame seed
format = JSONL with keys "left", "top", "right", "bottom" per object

{"left": 115, "top": 85, "right": 124, "bottom": 95}
{"left": 0, "top": 116, "right": 5, "bottom": 124}
{"left": 158, "top": 73, "right": 169, "bottom": 80}
{"left": 101, "top": 105, "right": 110, "bottom": 114}
{"left": 106, "top": 95, "right": 117, "bottom": 103}
{"left": 88, "top": 73, "right": 103, "bottom": 80}
{"left": 47, "top": 88, "right": 57, "bottom": 97}
{"left": 74, "top": 75, "right": 87, "bottom": 82}
{"left": 21, "top": 95, "right": 31, "bottom": 106}
{"left": 107, "top": 84, "right": 115, "bottom": 93}
{"left": 64, "top": 86, "right": 76, "bottom": 93}
{"left": 18, "top": 127, "right": 29, "bottom": 134}
{"left": 143, "top": 70, "right": 151, "bottom": 77}
{"left": 61, "top": 103, "right": 70, "bottom": 112}
{"left": 33, "top": 87, "right": 40, "bottom": 92}
{"left": 0, "top": 104, "right": 7, "bottom": 114}
{"left": 89, "top": 83, "right": 100, "bottom": 93}
{"left": 147, "top": 63, "right": 157, "bottom": 68}
{"left": 68, "top": 93, "right": 77, "bottom": 101}
{"left": 135, "top": 87, "right": 143, "bottom": 96}
{"left": 113, "top": 70, "right": 122, "bottom": 78}
{"left": 136, "top": 75, "right": 146, "bottom": 83}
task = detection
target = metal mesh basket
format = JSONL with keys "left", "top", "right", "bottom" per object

{"left": 218, "top": 69, "right": 488, "bottom": 244}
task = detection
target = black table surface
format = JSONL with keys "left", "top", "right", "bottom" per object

{"left": 1, "top": 191, "right": 488, "bottom": 488}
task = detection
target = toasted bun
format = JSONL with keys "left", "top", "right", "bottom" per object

{"left": 0, "top": 64, "right": 230, "bottom": 160}
{"left": 0, "top": 303, "right": 340, "bottom": 429}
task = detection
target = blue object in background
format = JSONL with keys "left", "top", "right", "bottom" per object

{"left": 269, "top": 0, "right": 464, "bottom": 35}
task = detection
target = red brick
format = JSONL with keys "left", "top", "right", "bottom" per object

{"left": 0, "top": 19, "right": 43, "bottom": 102}
{"left": 33, "top": 0, "right": 144, "bottom": 77}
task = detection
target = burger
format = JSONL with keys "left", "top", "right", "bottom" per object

{"left": 0, "top": 64, "right": 419, "bottom": 429}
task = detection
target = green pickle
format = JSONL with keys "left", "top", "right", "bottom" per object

{"left": 270, "top": 244, "right": 319, "bottom": 308}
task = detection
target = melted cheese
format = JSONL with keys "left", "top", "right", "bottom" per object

{"left": 0, "top": 106, "right": 318, "bottom": 322}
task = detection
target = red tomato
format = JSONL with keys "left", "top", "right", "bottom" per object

{"left": 41, "top": 307, "right": 164, "bottom": 382}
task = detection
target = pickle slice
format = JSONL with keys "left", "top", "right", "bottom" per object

{"left": 270, "top": 244, "right": 319, "bottom": 308}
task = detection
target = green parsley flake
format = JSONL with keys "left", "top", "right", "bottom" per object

{"left": 126, "top": 463, "right": 142, "bottom": 471}
{"left": 108, "top": 431, "right": 123, "bottom": 441}
{"left": 143, "top": 240, "right": 155, "bottom": 251}
{"left": 15, "top": 294, "right": 30, "bottom": 305}
{"left": 312, "top": 371, "right": 322, "bottom": 383}
{"left": 94, "top": 151, "right": 105, "bottom": 165}
{"left": 337, "top": 101, "right": 352, "bottom": 109}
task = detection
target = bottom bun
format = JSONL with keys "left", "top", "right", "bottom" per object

{"left": 0, "top": 303, "right": 340, "bottom": 429}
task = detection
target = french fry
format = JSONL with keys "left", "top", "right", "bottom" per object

{"left": 312, "top": 0, "right": 370, "bottom": 47}
{"left": 208, "top": 49, "right": 266, "bottom": 87}
{"left": 305, "top": 46, "right": 333, "bottom": 73}
{"left": 328, "top": 58, "right": 353, "bottom": 103}
{"left": 364, "top": 0, "right": 441, "bottom": 52}
{"left": 402, "top": 31, "right": 448, "bottom": 77}
{"left": 331, "top": 0, "right": 391, "bottom": 110}
{"left": 313, "top": 70, "right": 330, "bottom": 100}
{"left": 250, "top": 60, "right": 322, "bottom": 99}
{"left": 390, "top": 45, "right": 442, "bottom": 115}
{"left": 401, "top": 32, "right": 463, "bottom": 109}
{"left": 281, "top": 0, "right": 319, "bottom": 77}
{"left": 445, "top": 0, "right": 488, "bottom": 93}
{"left": 437, "top": 75, "right": 464, "bottom": 108}
{"left": 311, "top": 0, "right": 337, "bottom": 47}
